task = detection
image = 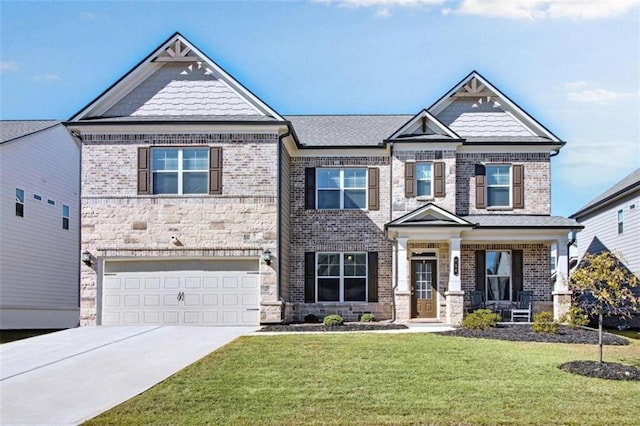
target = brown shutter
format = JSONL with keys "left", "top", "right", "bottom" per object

{"left": 475, "top": 250, "right": 486, "bottom": 293}
{"left": 434, "top": 162, "right": 446, "bottom": 197}
{"left": 304, "top": 252, "right": 316, "bottom": 303}
{"left": 475, "top": 164, "right": 486, "bottom": 209}
{"left": 512, "top": 250, "right": 523, "bottom": 301}
{"left": 512, "top": 165, "right": 524, "bottom": 209}
{"left": 368, "top": 167, "right": 379, "bottom": 211}
{"left": 404, "top": 162, "right": 415, "bottom": 198}
{"left": 137, "top": 147, "right": 150, "bottom": 195}
{"left": 209, "top": 147, "right": 222, "bottom": 195}
{"left": 305, "top": 168, "right": 316, "bottom": 209}
{"left": 368, "top": 252, "right": 378, "bottom": 302}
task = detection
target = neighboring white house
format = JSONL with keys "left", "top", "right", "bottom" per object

{"left": 570, "top": 167, "right": 640, "bottom": 275}
{"left": 0, "top": 121, "right": 80, "bottom": 329}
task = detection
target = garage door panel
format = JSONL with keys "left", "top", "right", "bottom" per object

{"left": 102, "top": 261, "right": 260, "bottom": 326}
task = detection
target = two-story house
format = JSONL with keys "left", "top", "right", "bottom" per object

{"left": 67, "top": 33, "right": 581, "bottom": 326}
{"left": 0, "top": 121, "right": 80, "bottom": 329}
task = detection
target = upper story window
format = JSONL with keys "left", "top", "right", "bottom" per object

{"left": 617, "top": 209, "right": 624, "bottom": 234}
{"left": 486, "top": 165, "right": 511, "bottom": 208}
{"left": 316, "top": 168, "right": 366, "bottom": 209}
{"left": 15, "top": 188, "right": 24, "bottom": 217}
{"left": 152, "top": 148, "right": 209, "bottom": 194}
{"left": 486, "top": 250, "right": 511, "bottom": 302}
{"left": 416, "top": 163, "right": 433, "bottom": 197}
{"left": 62, "top": 205, "right": 70, "bottom": 230}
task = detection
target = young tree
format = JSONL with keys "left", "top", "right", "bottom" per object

{"left": 571, "top": 251, "right": 639, "bottom": 363}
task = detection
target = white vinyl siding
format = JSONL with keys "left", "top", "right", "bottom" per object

{"left": 0, "top": 124, "right": 80, "bottom": 328}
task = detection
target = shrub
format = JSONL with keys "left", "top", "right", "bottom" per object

{"left": 360, "top": 313, "right": 375, "bottom": 322}
{"left": 303, "top": 314, "right": 319, "bottom": 323}
{"left": 323, "top": 314, "right": 344, "bottom": 327}
{"left": 560, "top": 306, "right": 589, "bottom": 329}
{"left": 532, "top": 311, "right": 559, "bottom": 334}
{"left": 462, "top": 309, "right": 500, "bottom": 330}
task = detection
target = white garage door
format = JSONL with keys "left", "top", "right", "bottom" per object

{"left": 101, "top": 260, "right": 260, "bottom": 326}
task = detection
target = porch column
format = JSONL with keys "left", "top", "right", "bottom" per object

{"left": 446, "top": 237, "right": 464, "bottom": 325}
{"left": 553, "top": 235, "right": 572, "bottom": 320}
{"left": 395, "top": 237, "right": 411, "bottom": 321}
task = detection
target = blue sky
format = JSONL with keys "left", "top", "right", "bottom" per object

{"left": 1, "top": 0, "right": 638, "bottom": 217}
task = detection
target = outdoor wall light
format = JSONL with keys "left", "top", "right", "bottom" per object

{"left": 262, "top": 249, "right": 272, "bottom": 266}
{"left": 82, "top": 250, "right": 92, "bottom": 266}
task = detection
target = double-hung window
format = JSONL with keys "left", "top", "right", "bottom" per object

{"left": 152, "top": 148, "right": 209, "bottom": 194}
{"left": 316, "top": 168, "right": 366, "bottom": 209}
{"left": 317, "top": 252, "right": 367, "bottom": 302}
{"left": 15, "top": 188, "right": 24, "bottom": 217}
{"left": 416, "top": 163, "right": 433, "bottom": 197}
{"left": 486, "top": 165, "right": 511, "bottom": 208}
{"left": 617, "top": 209, "right": 624, "bottom": 234}
{"left": 486, "top": 250, "right": 511, "bottom": 302}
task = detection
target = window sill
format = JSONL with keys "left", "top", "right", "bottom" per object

{"left": 487, "top": 207, "right": 513, "bottom": 211}
{"left": 416, "top": 196, "right": 435, "bottom": 202}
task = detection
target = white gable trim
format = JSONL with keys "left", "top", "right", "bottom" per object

{"left": 428, "top": 71, "right": 561, "bottom": 142}
{"left": 388, "top": 109, "right": 462, "bottom": 141}
{"left": 70, "top": 33, "right": 284, "bottom": 122}
{"left": 387, "top": 203, "right": 474, "bottom": 227}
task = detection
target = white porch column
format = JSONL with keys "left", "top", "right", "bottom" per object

{"left": 397, "top": 238, "right": 409, "bottom": 292}
{"left": 553, "top": 235, "right": 572, "bottom": 320}
{"left": 446, "top": 237, "right": 464, "bottom": 325}
{"left": 394, "top": 237, "right": 411, "bottom": 321}
{"left": 448, "top": 238, "right": 462, "bottom": 291}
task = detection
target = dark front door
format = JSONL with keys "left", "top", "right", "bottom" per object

{"left": 411, "top": 259, "right": 437, "bottom": 318}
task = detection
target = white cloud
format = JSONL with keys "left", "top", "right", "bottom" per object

{"left": 563, "top": 81, "right": 588, "bottom": 89}
{"left": 0, "top": 61, "right": 19, "bottom": 73}
{"left": 33, "top": 74, "right": 61, "bottom": 82}
{"left": 81, "top": 12, "right": 97, "bottom": 20}
{"left": 320, "top": 0, "right": 445, "bottom": 6}
{"left": 567, "top": 88, "right": 636, "bottom": 103}
{"left": 452, "top": 0, "right": 640, "bottom": 20}
{"left": 558, "top": 139, "right": 639, "bottom": 189}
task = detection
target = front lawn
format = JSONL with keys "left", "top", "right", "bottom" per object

{"left": 86, "top": 333, "right": 640, "bottom": 425}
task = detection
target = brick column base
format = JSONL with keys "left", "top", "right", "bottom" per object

{"left": 260, "top": 301, "right": 283, "bottom": 324}
{"left": 445, "top": 290, "right": 465, "bottom": 325}
{"left": 552, "top": 290, "right": 572, "bottom": 321}
{"left": 394, "top": 291, "right": 411, "bottom": 322}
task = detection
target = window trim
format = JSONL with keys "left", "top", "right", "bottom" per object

{"left": 415, "top": 162, "right": 434, "bottom": 199}
{"left": 151, "top": 147, "right": 210, "bottom": 195}
{"left": 316, "top": 252, "right": 368, "bottom": 303}
{"left": 486, "top": 250, "right": 512, "bottom": 302}
{"left": 617, "top": 209, "right": 624, "bottom": 234}
{"left": 486, "top": 164, "right": 512, "bottom": 208}
{"left": 15, "top": 188, "right": 24, "bottom": 217}
{"left": 315, "top": 168, "right": 367, "bottom": 210}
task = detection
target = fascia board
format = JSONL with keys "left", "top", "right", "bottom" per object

{"left": 289, "top": 147, "right": 388, "bottom": 157}
{"left": 64, "top": 122, "right": 288, "bottom": 135}
{"left": 393, "top": 141, "right": 463, "bottom": 150}
{"left": 459, "top": 143, "right": 564, "bottom": 153}
{"left": 387, "top": 227, "right": 470, "bottom": 240}
{"left": 462, "top": 228, "right": 575, "bottom": 241}
{"left": 387, "top": 109, "right": 461, "bottom": 141}
{"left": 387, "top": 203, "right": 473, "bottom": 226}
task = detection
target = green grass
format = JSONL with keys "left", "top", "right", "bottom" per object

{"left": 85, "top": 333, "right": 640, "bottom": 425}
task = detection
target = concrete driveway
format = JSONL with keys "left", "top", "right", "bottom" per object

{"left": 0, "top": 325, "right": 257, "bottom": 425}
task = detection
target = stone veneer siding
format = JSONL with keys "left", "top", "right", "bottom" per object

{"left": 455, "top": 152, "right": 550, "bottom": 215}
{"left": 288, "top": 156, "right": 392, "bottom": 322}
{"left": 80, "top": 132, "right": 280, "bottom": 325}
{"left": 391, "top": 149, "right": 457, "bottom": 219}
{"left": 461, "top": 243, "right": 552, "bottom": 311}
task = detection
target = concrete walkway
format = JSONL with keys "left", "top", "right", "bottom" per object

{"left": 0, "top": 326, "right": 257, "bottom": 425}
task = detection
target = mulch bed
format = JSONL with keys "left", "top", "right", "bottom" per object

{"left": 259, "top": 322, "right": 408, "bottom": 332}
{"left": 559, "top": 361, "right": 640, "bottom": 381}
{"left": 439, "top": 324, "right": 629, "bottom": 345}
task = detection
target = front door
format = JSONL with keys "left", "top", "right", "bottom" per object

{"left": 411, "top": 259, "right": 437, "bottom": 318}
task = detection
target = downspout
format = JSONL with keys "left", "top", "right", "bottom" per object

{"left": 277, "top": 126, "right": 292, "bottom": 323}
{"left": 389, "top": 141, "right": 398, "bottom": 322}
{"left": 69, "top": 128, "right": 83, "bottom": 326}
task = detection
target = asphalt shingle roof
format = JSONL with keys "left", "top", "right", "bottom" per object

{"left": 571, "top": 168, "right": 640, "bottom": 218}
{"left": 0, "top": 120, "right": 60, "bottom": 144}
{"left": 464, "top": 215, "right": 582, "bottom": 228}
{"left": 285, "top": 115, "right": 412, "bottom": 147}
{"left": 75, "top": 115, "right": 278, "bottom": 123}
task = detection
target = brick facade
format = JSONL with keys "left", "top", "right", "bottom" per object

{"left": 80, "top": 132, "right": 281, "bottom": 325}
